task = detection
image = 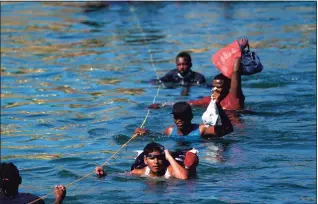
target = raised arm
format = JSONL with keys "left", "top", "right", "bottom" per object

{"left": 230, "top": 57, "right": 243, "bottom": 99}
{"left": 165, "top": 150, "right": 188, "bottom": 180}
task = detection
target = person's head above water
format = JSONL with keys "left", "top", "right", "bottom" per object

{"left": 143, "top": 142, "right": 166, "bottom": 174}
{"left": 213, "top": 73, "right": 231, "bottom": 96}
{"left": 0, "top": 162, "right": 66, "bottom": 203}
{"left": 0, "top": 162, "right": 21, "bottom": 197}
{"left": 176, "top": 52, "right": 192, "bottom": 76}
{"left": 171, "top": 101, "right": 193, "bottom": 117}
{"left": 143, "top": 142, "right": 165, "bottom": 155}
{"left": 171, "top": 102, "right": 193, "bottom": 130}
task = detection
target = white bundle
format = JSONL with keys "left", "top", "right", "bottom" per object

{"left": 189, "top": 148, "right": 199, "bottom": 155}
{"left": 202, "top": 99, "right": 222, "bottom": 127}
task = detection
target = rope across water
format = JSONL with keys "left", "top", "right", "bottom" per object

{"left": 28, "top": 5, "right": 161, "bottom": 204}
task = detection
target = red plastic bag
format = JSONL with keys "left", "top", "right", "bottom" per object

{"left": 212, "top": 40, "right": 242, "bottom": 79}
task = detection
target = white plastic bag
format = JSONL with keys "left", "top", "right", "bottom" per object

{"left": 202, "top": 99, "right": 222, "bottom": 127}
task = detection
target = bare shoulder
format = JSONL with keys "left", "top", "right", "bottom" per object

{"left": 199, "top": 124, "right": 206, "bottom": 133}
{"left": 130, "top": 167, "right": 146, "bottom": 176}
{"left": 163, "top": 125, "right": 174, "bottom": 136}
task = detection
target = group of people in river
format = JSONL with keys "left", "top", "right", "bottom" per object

{"left": 1, "top": 38, "right": 250, "bottom": 203}
{"left": 96, "top": 39, "right": 248, "bottom": 181}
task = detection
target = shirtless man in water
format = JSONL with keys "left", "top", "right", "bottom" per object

{"left": 95, "top": 142, "right": 198, "bottom": 180}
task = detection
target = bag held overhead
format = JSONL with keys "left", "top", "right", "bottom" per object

{"left": 212, "top": 37, "right": 263, "bottom": 78}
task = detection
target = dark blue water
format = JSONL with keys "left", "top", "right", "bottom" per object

{"left": 1, "top": 2, "right": 316, "bottom": 203}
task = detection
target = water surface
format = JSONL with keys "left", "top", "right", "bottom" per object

{"left": 1, "top": 2, "right": 316, "bottom": 203}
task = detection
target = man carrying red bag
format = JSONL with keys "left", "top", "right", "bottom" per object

{"left": 188, "top": 37, "right": 249, "bottom": 111}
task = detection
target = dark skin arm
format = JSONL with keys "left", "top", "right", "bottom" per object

{"left": 213, "top": 104, "right": 233, "bottom": 136}
{"left": 54, "top": 185, "right": 66, "bottom": 204}
{"left": 148, "top": 103, "right": 163, "bottom": 109}
{"left": 230, "top": 57, "right": 243, "bottom": 99}
{"left": 231, "top": 36, "right": 248, "bottom": 100}
{"left": 134, "top": 128, "right": 150, "bottom": 136}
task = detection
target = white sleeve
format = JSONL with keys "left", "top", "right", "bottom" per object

{"left": 202, "top": 99, "right": 222, "bottom": 127}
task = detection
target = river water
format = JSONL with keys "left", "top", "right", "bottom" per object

{"left": 1, "top": 2, "right": 316, "bottom": 203}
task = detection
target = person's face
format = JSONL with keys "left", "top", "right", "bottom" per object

{"left": 176, "top": 57, "right": 191, "bottom": 74}
{"left": 213, "top": 79, "right": 225, "bottom": 93}
{"left": 212, "top": 79, "right": 230, "bottom": 102}
{"left": 173, "top": 114, "right": 192, "bottom": 129}
{"left": 213, "top": 79, "right": 230, "bottom": 96}
{"left": 144, "top": 151, "right": 165, "bottom": 173}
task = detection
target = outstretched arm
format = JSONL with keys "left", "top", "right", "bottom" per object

{"left": 165, "top": 150, "right": 188, "bottom": 180}
{"left": 188, "top": 96, "right": 211, "bottom": 107}
{"left": 148, "top": 103, "right": 163, "bottom": 109}
{"left": 134, "top": 128, "right": 150, "bottom": 136}
{"left": 148, "top": 101, "right": 175, "bottom": 109}
{"left": 135, "top": 127, "right": 172, "bottom": 137}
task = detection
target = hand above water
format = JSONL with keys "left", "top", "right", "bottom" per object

{"left": 148, "top": 103, "right": 161, "bottom": 109}
{"left": 95, "top": 166, "right": 106, "bottom": 178}
{"left": 134, "top": 128, "right": 149, "bottom": 136}
{"left": 54, "top": 185, "right": 66, "bottom": 204}
{"left": 238, "top": 36, "right": 248, "bottom": 50}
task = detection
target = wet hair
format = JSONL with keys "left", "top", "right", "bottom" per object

{"left": 143, "top": 142, "right": 165, "bottom": 156}
{"left": 176, "top": 52, "right": 192, "bottom": 63}
{"left": 213, "top": 73, "right": 231, "bottom": 88}
{"left": 0, "top": 162, "right": 21, "bottom": 197}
